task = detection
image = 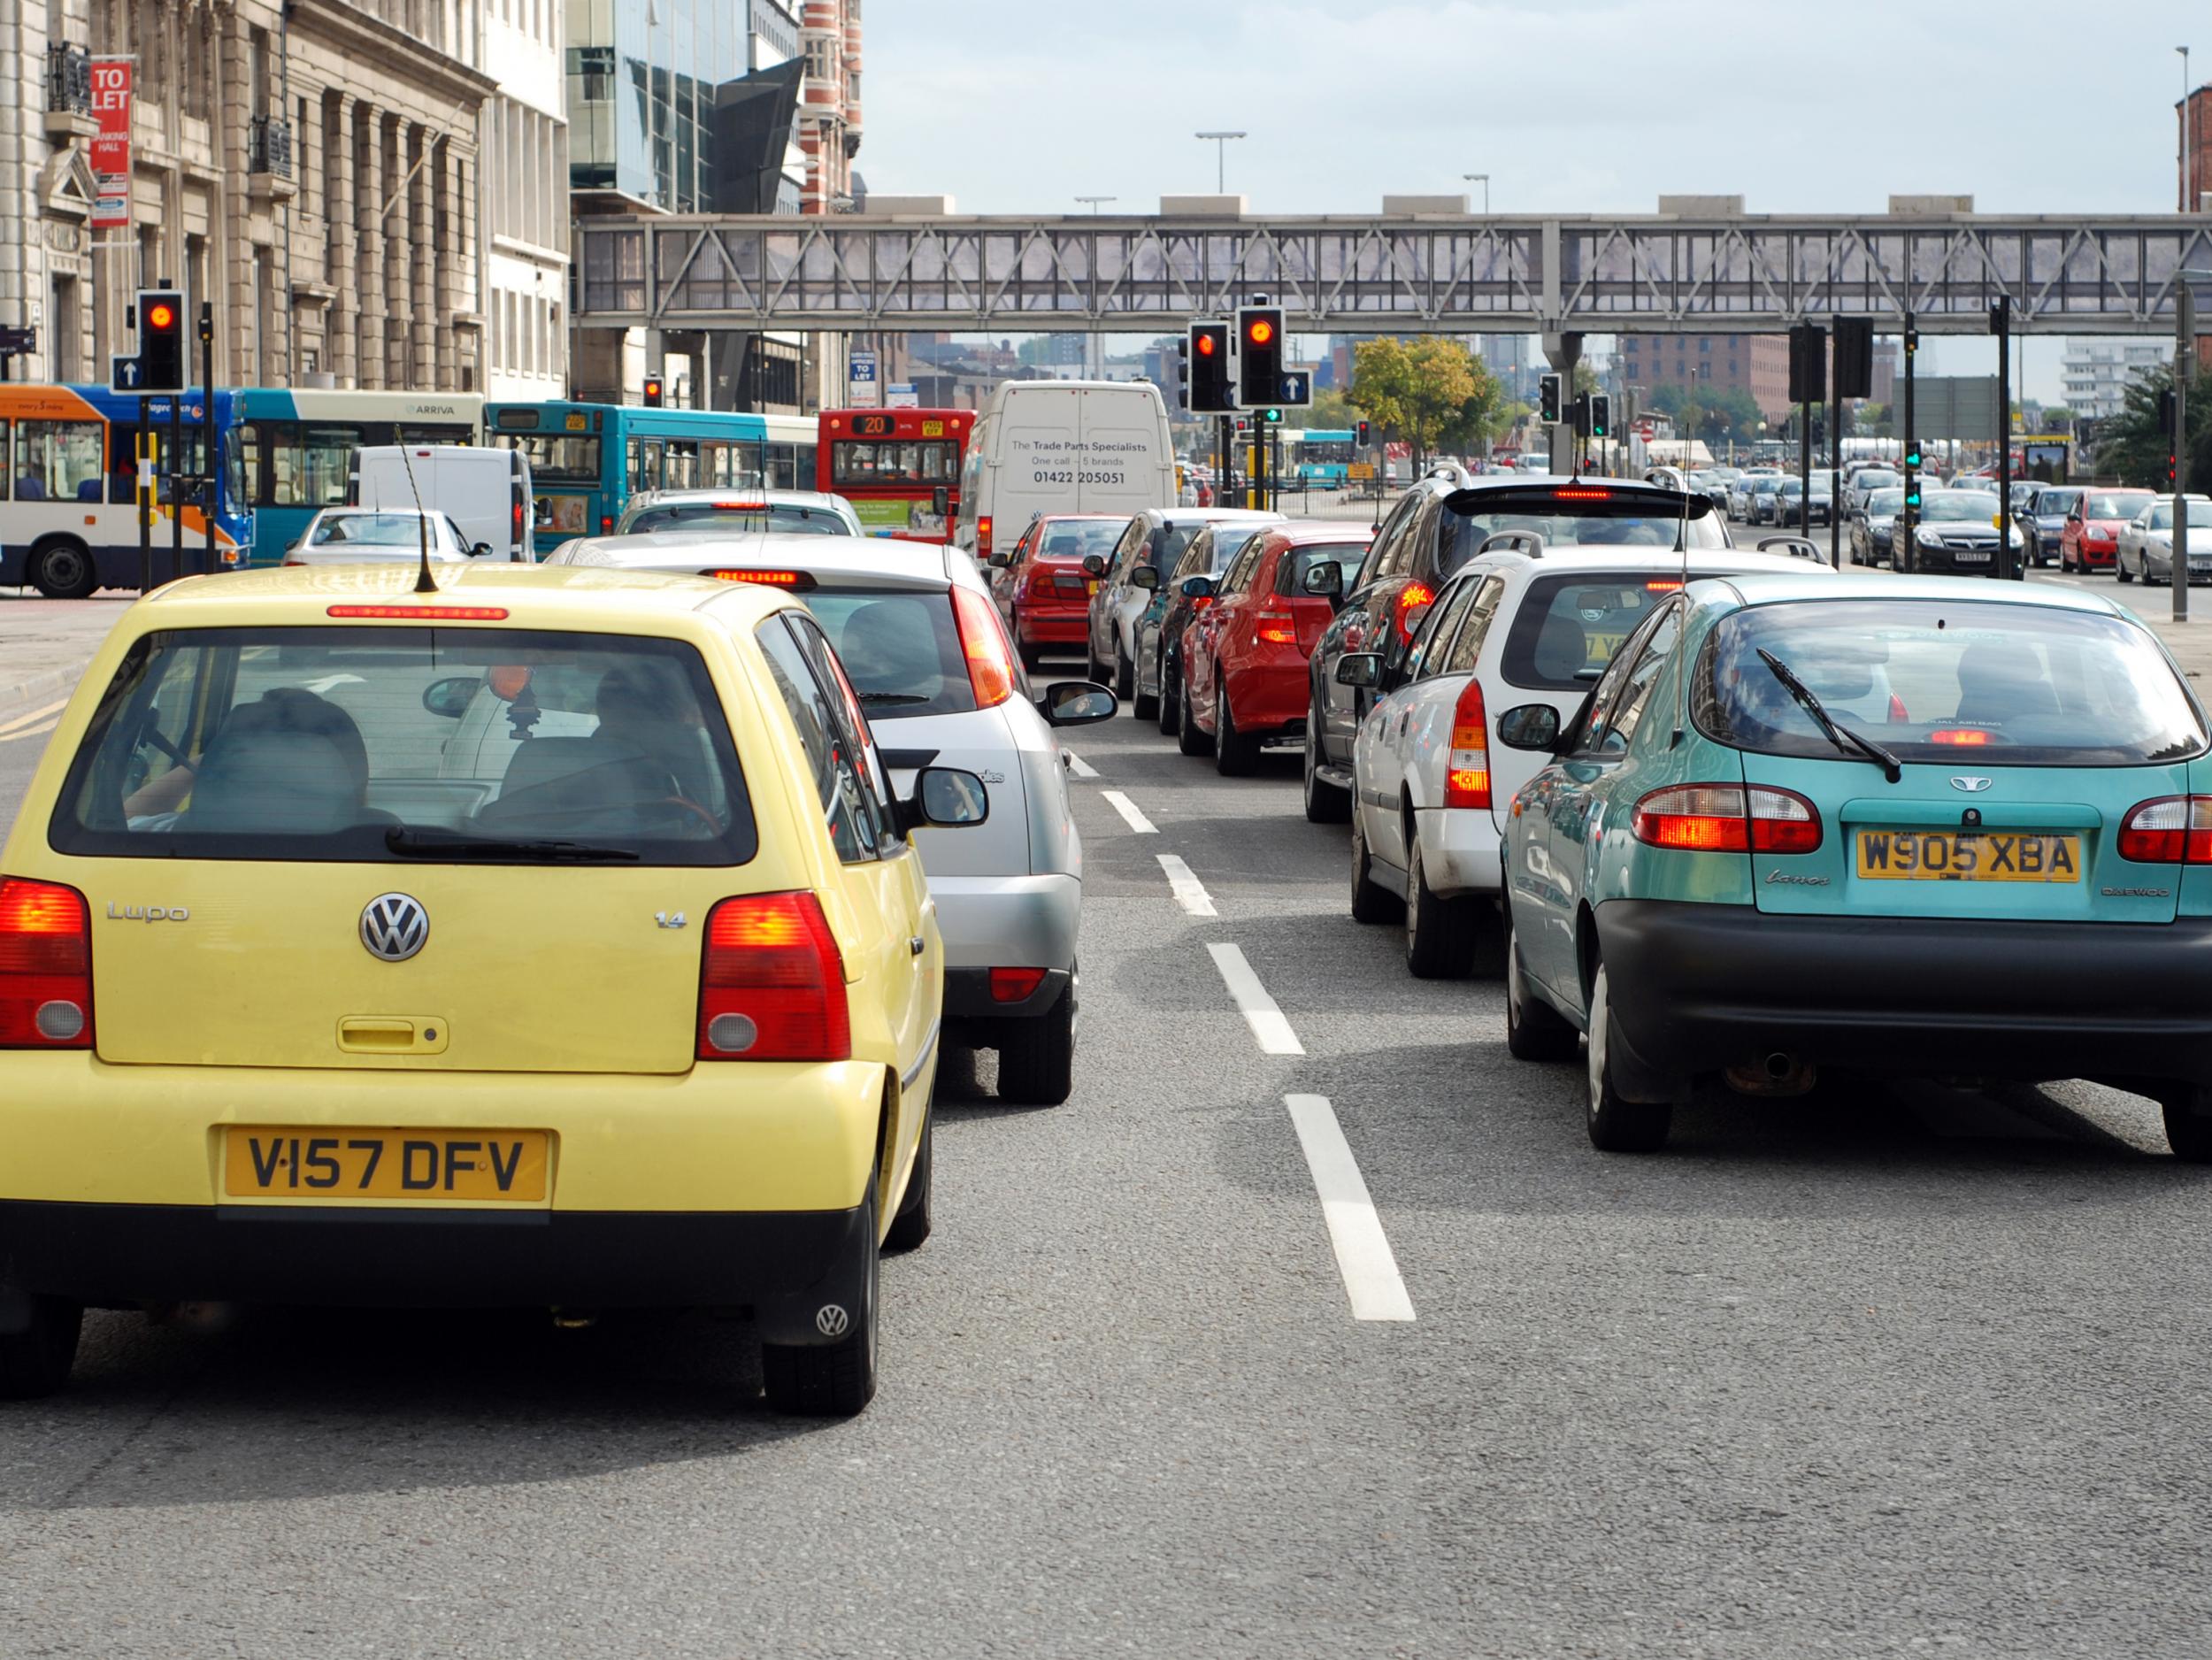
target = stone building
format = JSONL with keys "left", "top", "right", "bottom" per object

{"left": 480, "top": 0, "right": 567, "bottom": 400}
{"left": 3, "top": 0, "right": 492, "bottom": 392}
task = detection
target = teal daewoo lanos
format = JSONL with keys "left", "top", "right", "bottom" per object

{"left": 1497, "top": 572, "right": 2212, "bottom": 1158}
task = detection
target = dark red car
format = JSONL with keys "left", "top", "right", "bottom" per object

{"left": 2060, "top": 488, "right": 2156, "bottom": 573}
{"left": 990, "top": 514, "right": 1127, "bottom": 668}
{"left": 1177, "top": 524, "right": 1373, "bottom": 774}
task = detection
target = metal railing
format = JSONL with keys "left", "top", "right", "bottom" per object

{"left": 44, "top": 43, "right": 90, "bottom": 116}
{"left": 248, "top": 115, "right": 293, "bottom": 179}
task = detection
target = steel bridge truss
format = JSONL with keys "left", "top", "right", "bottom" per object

{"left": 575, "top": 213, "right": 2212, "bottom": 337}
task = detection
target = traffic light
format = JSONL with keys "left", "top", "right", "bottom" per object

{"left": 137, "top": 287, "right": 185, "bottom": 394}
{"left": 2159, "top": 387, "right": 2179, "bottom": 432}
{"left": 1904, "top": 474, "right": 1922, "bottom": 510}
{"left": 1903, "top": 319, "right": 1918, "bottom": 357}
{"left": 1539, "top": 373, "right": 1563, "bottom": 423}
{"left": 1261, "top": 407, "right": 1283, "bottom": 425}
{"left": 1187, "top": 320, "right": 1233, "bottom": 412}
{"left": 1235, "top": 304, "right": 1284, "bottom": 408}
{"left": 1355, "top": 419, "right": 1371, "bottom": 449}
{"left": 1588, "top": 394, "right": 1610, "bottom": 439}
{"left": 2170, "top": 451, "right": 2181, "bottom": 488}
{"left": 1571, "top": 390, "right": 1591, "bottom": 437}
{"left": 1904, "top": 437, "right": 1923, "bottom": 470}
{"left": 641, "top": 375, "right": 665, "bottom": 408}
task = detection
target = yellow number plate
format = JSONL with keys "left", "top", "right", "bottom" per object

{"left": 223, "top": 1128, "right": 550, "bottom": 1203}
{"left": 1855, "top": 830, "right": 2082, "bottom": 883}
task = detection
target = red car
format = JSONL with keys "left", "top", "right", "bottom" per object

{"left": 2060, "top": 488, "right": 2157, "bottom": 573}
{"left": 991, "top": 514, "right": 1128, "bottom": 667}
{"left": 1178, "top": 523, "right": 1373, "bottom": 775}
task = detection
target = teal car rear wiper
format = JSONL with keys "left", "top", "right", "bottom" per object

{"left": 385, "top": 826, "right": 641, "bottom": 862}
{"left": 1755, "top": 648, "right": 1902, "bottom": 784}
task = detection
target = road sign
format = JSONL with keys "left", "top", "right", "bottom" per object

{"left": 1910, "top": 376, "right": 2001, "bottom": 440}
{"left": 0, "top": 325, "right": 35, "bottom": 356}
{"left": 1348, "top": 462, "right": 1375, "bottom": 480}
{"left": 848, "top": 350, "right": 880, "bottom": 408}
{"left": 1277, "top": 370, "right": 1311, "bottom": 407}
{"left": 886, "top": 382, "right": 918, "bottom": 409}
{"left": 110, "top": 352, "right": 143, "bottom": 392}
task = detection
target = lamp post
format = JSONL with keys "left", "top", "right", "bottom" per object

{"left": 1076, "top": 196, "right": 1116, "bottom": 377}
{"left": 2185, "top": 48, "right": 2195, "bottom": 212}
{"left": 1195, "top": 131, "right": 1246, "bottom": 195}
{"left": 1463, "top": 173, "right": 1489, "bottom": 215}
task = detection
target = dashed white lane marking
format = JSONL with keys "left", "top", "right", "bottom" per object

{"left": 0, "top": 718, "right": 59, "bottom": 744}
{"left": 1101, "top": 790, "right": 1156, "bottom": 834}
{"left": 1064, "top": 749, "right": 1100, "bottom": 779}
{"left": 1207, "top": 942, "right": 1303, "bottom": 1055}
{"left": 1284, "top": 1094, "right": 1417, "bottom": 1323}
{"left": 1156, "top": 854, "right": 1217, "bottom": 917}
{"left": 0, "top": 697, "right": 67, "bottom": 736}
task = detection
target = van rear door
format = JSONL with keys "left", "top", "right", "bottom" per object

{"left": 1076, "top": 388, "right": 1169, "bottom": 518}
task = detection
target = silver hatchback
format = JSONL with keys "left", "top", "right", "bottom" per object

{"left": 549, "top": 531, "right": 1117, "bottom": 1103}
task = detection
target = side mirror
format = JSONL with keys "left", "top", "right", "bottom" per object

{"left": 1179, "top": 574, "right": 1215, "bottom": 600}
{"left": 1039, "top": 680, "right": 1118, "bottom": 726}
{"left": 1130, "top": 565, "right": 1160, "bottom": 590}
{"left": 987, "top": 549, "right": 1011, "bottom": 567}
{"left": 1301, "top": 559, "right": 1341, "bottom": 596}
{"left": 899, "top": 765, "right": 991, "bottom": 834}
{"left": 932, "top": 486, "right": 949, "bottom": 517}
{"left": 1495, "top": 703, "right": 1563, "bottom": 751}
{"left": 421, "top": 675, "right": 481, "bottom": 719}
{"left": 1334, "top": 651, "right": 1382, "bottom": 688}
{"left": 471, "top": 542, "right": 495, "bottom": 559}
{"left": 1081, "top": 553, "right": 1106, "bottom": 576}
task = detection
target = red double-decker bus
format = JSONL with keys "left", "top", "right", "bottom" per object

{"left": 816, "top": 408, "right": 974, "bottom": 542}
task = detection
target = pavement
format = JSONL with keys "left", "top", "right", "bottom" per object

{"left": 0, "top": 591, "right": 136, "bottom": 721}
{"left": 4, "top": 617, "right": 2212, "bottom": 1656}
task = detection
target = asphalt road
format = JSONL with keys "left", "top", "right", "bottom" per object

{"left": 4, "top": 642, "right": 2212, "bottom": 1658}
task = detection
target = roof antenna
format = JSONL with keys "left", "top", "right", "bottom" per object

{"left": 395, "top": 440, "right": 437, "bottom": 593}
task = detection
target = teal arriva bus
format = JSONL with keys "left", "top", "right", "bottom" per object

{"left": 488, "top": 403, "right": 818, "bottom": 557}
{"left": 232, "top": 388, "right": 484, "bottom": 565}
{"left": 1289, "top": 428, "right": 1358, "bottom": 488}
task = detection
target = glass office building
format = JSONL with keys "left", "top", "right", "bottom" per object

{"left": 567, "top": 0, "right": 758, "bottom": 211}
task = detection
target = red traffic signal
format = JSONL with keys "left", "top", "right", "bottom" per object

{"left": 1195, "top": 333, "right": 1217, "bottom": 357}
{"left": 1187, "top": 321, "right": 1233, "bottom": 413}
{"left": 146, "top": 301, "right": 177, "bottom": 332}
{"left": 641, "top": 376, "right": 664, "bottom": 408}
{"left": 1235, "top": 305, "right": 1284, "bottom": 408}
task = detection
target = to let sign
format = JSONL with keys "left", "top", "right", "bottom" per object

{"left": 88, "top": 58, "right": 131, "bottom": 228}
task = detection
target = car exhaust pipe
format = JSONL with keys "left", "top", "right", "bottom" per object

{"left": 1724, "top": 1053, "right": 1818, "bottom": 1097}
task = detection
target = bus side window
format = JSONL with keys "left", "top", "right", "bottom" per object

{"left": 0, "top": 420, "right": 9, "bottom": 500}
{"left": 108, "top": 423, "right": 137, "bottom": 504}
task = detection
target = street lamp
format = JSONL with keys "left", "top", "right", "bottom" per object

{"left": 2183, "top": 47, "right": 2195, "bottom": 211}
{"left": 1076, "top": 197, "right": 1117, "bottom": 378}
{"left": 1195, "top": 131, "right": 1246, "bottom": 195}
{"left": 1463, "top": 173, "right": 1489, "bottom": 215}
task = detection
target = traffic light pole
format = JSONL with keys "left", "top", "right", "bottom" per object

{"left": 1829, "top": 380, "right": 1842, "bottom": 569}
{"left": 2176, "top": 284, "right": 2194, "bottom": 623}
{"left": 1901, "top": 318, "right": 1917, "bottom": 571}
{"left": 168, "top": 395, "right": 182, "bottom": 585}
{"left": 1798, "top": 399, "right": 1811, "bottom": 540}
{"left": 136, "top": 396, "right": 150, "bottom": 593}
{"left": 1993, "top": 295, "right": 2015, "bottom": 581}
{"left": 201, "top": 303, "right": 217, "bottom": 576}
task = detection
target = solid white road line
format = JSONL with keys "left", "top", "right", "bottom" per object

{"left": 1283, "top": 1094, "right": 1416, "bottom": 1323}
{"left": 1064, "top": 749, "right": 1100, "bottom": 780}
{"left": 1207, "top": 942, "right": 1303, "bottom": 1056}
{"left": 0, "top": 719, "right": 59, "bottom": 745}
{"left": 0, "top": 697, "right": 67, "bottom": 737}
{"left": 1101, "top": 790, "right": 1156, "bottom": 834}
{"left": 1156, "top": 854, "right": 1217, "bottom": 917}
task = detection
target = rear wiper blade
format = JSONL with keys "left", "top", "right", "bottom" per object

{"left": 856, "top": 691, "right": 933, "bottom": 705}
{"left": 384, "top": 826, "right": 640, "bottom": 862}
{"left": 1755, "top": 648, "right": 1902, "bottom": 784}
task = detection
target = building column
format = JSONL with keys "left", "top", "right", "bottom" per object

{"left": 432, "top": 137, "right": 457, "bottom": 388}
{"left": 329, "top": 93, "right": 357, "bottom": 385}
{"left": 410, "top": 127, "right": 434, "bottom": 389}
{"left": 383, "top": 118, "right": 407, "bottom": 388}
{"left": 355, "top": 102, "right": 383, "bottom": 389}
{"left": 221, "top": 10, "right": 254, "bottom": 385}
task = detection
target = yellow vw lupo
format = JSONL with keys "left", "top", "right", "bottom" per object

{"left": 0, "top": 564, "right": 990, "bottom": 1415}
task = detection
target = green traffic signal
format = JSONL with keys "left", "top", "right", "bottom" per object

{"left": 1263, "top": 408, "right": 1282, "bottom": 424}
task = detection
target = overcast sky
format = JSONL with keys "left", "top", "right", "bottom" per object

{"left": 861, "top": 0, "right": 2206, "bottom": 401}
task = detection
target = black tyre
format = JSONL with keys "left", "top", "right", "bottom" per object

{"left": 2118, "top": 559, "right": 2134, "bottom": 584}
{"left": 1404, "top": 837, "right": 1477, "bottom": 979}
{"left": 29, "top": 541, "right": 96, "bottom": 601}
{"left": 0, "top": 1295, "right": 82, "bottom": 1401}
{"left": 762, "top": 1187, "right": 878, "bottom": 1416}
{"left": 1348, "top": 808, "right": 1402, "bottom": 924}
{"left": 2164, "top": 1087, "right": 2212, "bottom": 1162}
{"left": 884, "top": 1107, "right": 933, "bottom": 1253}
{"left": 1302, "top": 718, "right": 1350, "bottom": 824}
{"left": 1018, "top": 643, "right": 1043, "bottom": 672}
{"left": 1176, "top": 671, "right": 1214, "bottom": 757}
{"left": 1114, "top": 646, "right": 1134, "bottom": 703}
{"left": 996, "top": 984, "right": 1075, "bottom": 1106}
{"left": 1156, "top": 656, "right": 1179, "bottom": 734}
{"left": 1504, "top": 907, "right": 1577, "bottom": 1062}
{"left": 1214, "top": 680, "right": 1260, "bottom": 776}
{"left": 1584, "top": 963, "right": 1672, "bottom": 1153}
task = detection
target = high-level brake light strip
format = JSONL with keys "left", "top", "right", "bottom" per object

{"left": 1207, "top": 943, "right": 1302, "bottom": 1055}
{"left": 1284, "top": 1094, "right": 1416, "bottom": 1322}
{"left": 1102, "top": 790, "right": 1156, "bottom": 834}
{"left": 1156, "top": 854, "right": 1217, "bottom": 917}
{"left": 1064, "top": 749, "right": 1099, "bottom": 779}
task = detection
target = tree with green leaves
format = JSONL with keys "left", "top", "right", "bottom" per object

{"left": 1352, "top": 338, "right": 1483, "bottom": 473}
{"left": 2091, "top": 366, "right": 2212, "bottom": 492}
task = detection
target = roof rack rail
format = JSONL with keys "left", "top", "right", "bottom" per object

{"left": 1476, "top": 530, "right": 1546, "bottom": 559}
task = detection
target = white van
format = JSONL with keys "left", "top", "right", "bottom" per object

{"left": 349, "top": 445, "right": 534, "bottom": 562}
{"left": 952, "top": 380, "right": 1175, "bottom": 565}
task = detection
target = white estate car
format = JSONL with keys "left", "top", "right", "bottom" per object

{"left": 612, "top": 488, "right": 864, "bottom": 539}
{"left": 282, "top": 507, "right": 488, "bottom": 567}
{"left": 549, "top": 531, "right": 1116, "bottom": 1102}
{"left": 1340, "top": 546, "right": 1832, "bottom": 977}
